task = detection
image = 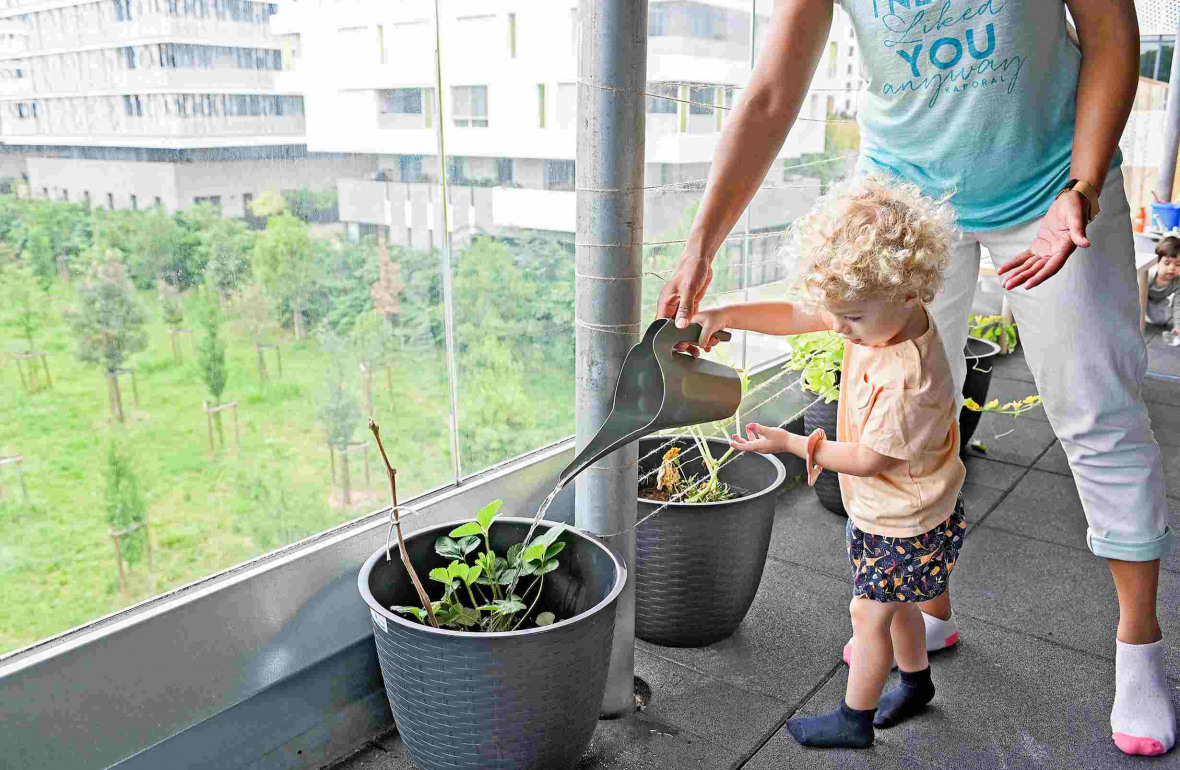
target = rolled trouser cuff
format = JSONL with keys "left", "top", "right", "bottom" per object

{"left": 1087, "top": 527, "right": 1174, "bottom": 562}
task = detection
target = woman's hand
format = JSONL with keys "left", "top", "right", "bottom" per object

{"left": 657, "top": 252, "right": 714, "bottom": 329}
{"left": 729, "top": 423, "right": 791, "bottom": 454}
{"left": 997, "top": 191, "right": 1092, "bottom": 290}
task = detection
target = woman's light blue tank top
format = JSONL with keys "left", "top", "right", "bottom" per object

{"left": 837, "top": 0, "right": 1116, "bottom": 231}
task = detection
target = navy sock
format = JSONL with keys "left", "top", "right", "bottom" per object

{"left": 786, "top": 699, "right": 875, "bottom": 748}
{"left": 874, "top": 666, "right": 935, "bottom": 728}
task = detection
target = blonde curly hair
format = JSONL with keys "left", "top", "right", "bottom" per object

{"left": 792, "top": 174, "right": 957, "bottom": 306}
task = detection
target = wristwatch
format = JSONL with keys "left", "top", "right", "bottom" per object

{"left": 1056, "top": 179, "right": 1101, "bottom": 225}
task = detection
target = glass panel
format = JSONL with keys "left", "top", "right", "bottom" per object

{"left": 0, "top": 0, "right": 456, "bottom": 655}
{"left": 446, "top": 1, "right": 577, "bottom": 477}
{"left": 1141, "top": 40, "right": 1160, "bottom": 80}
{"left": 1159, "top": 40, "right": 1174, "bottom": 84}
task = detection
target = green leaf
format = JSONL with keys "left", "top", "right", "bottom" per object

{"left": 535, "top": 612, "right": 556, "bottom": 627}
{"left": 529, "top": 523, "right": 566, "bottom": 553}
{"left": 448, "top": 521, "right": 483, "bottom": 539}
{"left": 536, "top": 559, "right": 560, "bottom": 575}
{"left": 458, "top": 535, "right": 481, "bottom": 556}
{"left": 434, "top": 536, "right": 463, "bottom": 560}
{"left": 544, "top": 541, "right": 566, "bottom": 560}
{"left": 522, "top": 543, "right": 546, "bottom": 565}
{"left": 465, "top": 565, "right": 483, "bottom": 586}
{"left": 456, "top": 607, "right": 481, "bottom": 627}
{"left": 506, "top": 543, "right": 524, "bottom": 566}
{"left": 429, "top": 567, "right": 451, "bottom": 585}
{"left": 448, "top": 560, "right": 470, "bottom": 583}
{"left": 491, "top": 598, "right": 526, "bottom": 616}
{"left": 390, "top": 605, "right": 426, "bottom": 622}
{"left": 497, "top": 566, "right": 521, "bottom": 585}
{"left": 476, "top": 500, "right": 504, "bottom": 532}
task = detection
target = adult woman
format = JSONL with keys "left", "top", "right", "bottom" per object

{"left": 657, "top": 0, "right": 1175, "bottom": 756}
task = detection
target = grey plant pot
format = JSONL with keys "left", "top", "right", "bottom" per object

{"left": 635, "top": 436, "right": 787, "bottom": 647}
{"left": 358, "top": 518, "right": 627, "bottom": 770}
{"left": 803, "top": 397, "right": 846, "bottom": 516}
{"left": 960, "top": 336, "right": 1002, "bottom": 450}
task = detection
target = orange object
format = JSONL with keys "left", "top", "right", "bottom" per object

{"left": 1134, "top": 206, "right": 1147, "bottom": 233}
{"left": 805, "top": 428, "right": 826, "bottom": 487}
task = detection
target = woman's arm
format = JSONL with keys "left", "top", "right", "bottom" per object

{"left": 680, "top": 301, "right": 831, "bottom": 352}
{"left": 656, "top": 0, "right": 835, "bottom": 326}
{"left": 998, "top": 0, "right": 1138, "bottom": 290}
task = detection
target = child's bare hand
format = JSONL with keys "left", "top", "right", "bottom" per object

{"left": 729, "top": 423, "right": 789, "bottom": 454}
{"left": 673, "top": 307, "right": 729, "bottom": 358}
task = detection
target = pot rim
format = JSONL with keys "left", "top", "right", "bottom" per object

{"left": 636, "top": 435, "right": 787, "bottom": 508}
{"left": 964, "top": 335, "right": 1002, "bottom": 361}
{"left": 358, "top": 516, "right": 627, "bottom": 639}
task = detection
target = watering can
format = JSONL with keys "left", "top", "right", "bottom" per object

{"left": 556, "top": 318, "right": 742, "bottom": 490}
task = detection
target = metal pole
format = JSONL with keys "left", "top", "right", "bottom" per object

{"left": 433, "top": 0, "right": 464, "bottom": 484}
{"left": 1157, "top": 15, "right": 1180, "bottom": 201}
{"left": 576, "top": 0, "right": 646, "bottom": 717}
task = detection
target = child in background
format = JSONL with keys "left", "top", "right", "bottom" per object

{"left": 684, "top": 176, "right": 966, "bottom": 749}
{"left": 1147, "top": 237, "right": 1180, "bottom": 337}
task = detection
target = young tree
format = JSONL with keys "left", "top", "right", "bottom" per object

{"left": 181, "top": 203, "right": 254, "bottom": 302}
{"left": 105, "top": 442, "right": 147, "bottom": 566}
{"left": 253, "top": 212, "right": 319, "bottom": 339}
{"left": 248, "top": 190, "right": 287, "bottom": 219}
{"left": 197, "top": 299, "right": 228, "bottom": 445}
{"left": 319, "top": 330, "right": 362, "bottom": 503}
{"left": 0, "top": 256, "right": 45, "bottom": 352}
{"left": 66, "top": 258, "right": 148, "bottom": 422}
{"left": 350, "top": 311, "right": 393, "bottom": 416}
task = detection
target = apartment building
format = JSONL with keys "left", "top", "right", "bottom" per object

{"left": 0, "top": 0, "right": 375, "bottom": 216}
{"left": 268, "top": 0, "right": 849, "bottom": 267}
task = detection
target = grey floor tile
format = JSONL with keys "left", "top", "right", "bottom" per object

{"left": 768, "top": 487, "right": 849, "bottom": 582}
{"left": 1147, "top": 336, "right": 1180, "bottom": 378}
{"left": 1148, "top": 401, "right": 1180, "bottom": 448}
{"left": 329, "top": 744, "right": 413, "bottom": 770}
{"left": 1033, "top": 441, "right": 1071, "bottom": 476}
{"left": 949, "top": 527, "right": 1180, "bottom": 676}
{"left": 963, "top": 454, "right": 1027, "bottom": 491}
{"left": 961, "top": 482, "right": 1004, "bottom": 523}
{"left": 983, "top": 376, "right": 1046, "bottom": 422}
{"left": 574, "top": 713, "right": 741, "bottom": 769}
{"left": 962, "top": 412, "right": 1057, "bottom": 467}
{"left": 634, "top": 648, "right": 788, "bottom": 754}
{"left": 988, "top": 349, "right": 1036, "bottom": 383}
{"left": 1142, "top": 375, "right": 1180, "bottom": 408}
{"left": 637, "top": 559, "right": 852, "bottom": 705}
{"left": 745, "top": 615, "right": 1174, "bottom": 770}
{"left": 982, "top": 470, "right": 1180, "bottom": 573}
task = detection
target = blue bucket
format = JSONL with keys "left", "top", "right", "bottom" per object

{"left": 1151, "top": 202, "right": 1180, "bottom": 232}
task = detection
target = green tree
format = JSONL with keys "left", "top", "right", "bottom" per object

{"left": 66, "top": 258, "right": 148, "bottom": 422}
{"left": 105, "top": 443, "right": 147, "bottom": 565}
{"left": 318, "top": 330, "right": 362, "bottom": 503}
{"left": 0, "top": 256, "right": 45, "bottom": 351}
{"left": 159, "top": 281, "right": 185, "bottom": 329}
{"left": 197, "top": 299, "right": 228, "bottom": 444}
{"left": 181, "top": 204, "right": 254, "bottom": 300}
{"left": 253, "top": 212, "right": 319, "bottom": 339}
{"left": 350, "top": 311, "right": 393, "bottom": 416}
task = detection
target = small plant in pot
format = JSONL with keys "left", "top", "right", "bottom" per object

{"left": 357, "top": 420, "right": 627, "bottom": 770}
{"left": 634, "top": 372, "right": 788, "bottom": 648}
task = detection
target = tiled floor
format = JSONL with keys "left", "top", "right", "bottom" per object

{"left": 331, "top": 350, "right": 1180, "bottom": 770}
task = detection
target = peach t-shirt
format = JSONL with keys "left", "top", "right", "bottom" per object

{"left": 836, "top": 312, "right": 966, "bottom": 538}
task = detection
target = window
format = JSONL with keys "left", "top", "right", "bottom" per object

{"left": 847, "top": 64, "right": 853, "bottom": 75}
{"left": 849, "top": 45, "right": 854, "bottom": 56}
{"left": 399, "top": 155, "right": 424, "bottom": 182}
{"left": 130, "top": 195, "right": 138, "bottom": 210}
{"left": 545, "top": 159, "right": 575, "bottom": 191}
{"left": 646, "top": 83, "right": 677, "bottom": 114}
{"left": 497, "top": 158, "right": 513, "bottom": 186}
{"left": 123, "top": 46, "right": 137, "bottom": 69}
{"left": 84, "top": 190, "right": 91, "bottom": 204}
{"left": 448, "top": 156, "right": 466, "bottom": 184}
{"left": 242, "top": 192, "right": 253, "bottom": 215}
{"left": 377, "top": 25, "right": 385, "bottom": 64}
{"left": 380, "top": 89, "right": 423, "bottom": 115}
{"left": 537, "top": 84, "right": 546, "bottom": 128}
{"left": 508, "top": 13, "right": 516, "bottom": 57}
{"left": 123, "top": 95, "right": 143, "bottom": 116}
{"left": 114, "top": 0, "right": 131, "bottom": 21}
{"left": 62, "top": 189, "right": 68, "bottom": 202}
{"left": 41, "top": 187, "right": 48, "bottom": 198}
{"left": 828, "top": 41, "right": 838, "bottom": 77}
{"left": 107, "top": 192, "right": 114, "bottom": 208}
{"left": 649, "top": 4, "right": 669, "bottom": 36}
{"left": 556, "top": 82, "right": 576, "bottom": 129}
{"left": 452, "top": 85, "right": 488, "bottom": 127}
{"left": 689, "top": 86, "right": 714, "bottom": 115}
{"left": 154, "top": 196, "right": 161, "bottom": 207}
{"left": 194, "top": 195, "right": 222, "bottom": 210}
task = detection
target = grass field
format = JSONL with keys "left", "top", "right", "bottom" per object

{"left": 0, "top": 284, "right": 573, "bottom": 654}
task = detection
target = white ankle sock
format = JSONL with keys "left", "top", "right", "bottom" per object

{"left": 923, "top": 612, "right": 958, "bottom": 651}
{"left": 1111, "top": 639, "right": 1177, "bottom": 756}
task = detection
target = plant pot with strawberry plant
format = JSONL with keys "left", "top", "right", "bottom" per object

{"left": 634, "top": 367, "right": 787, "bottom": 647}
{"left": 357, "top": 421, "right": 627, "bottom": 770}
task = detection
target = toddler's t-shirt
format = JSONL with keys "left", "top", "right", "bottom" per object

{"left": 836, "top": 312, "right": 966, "bottom": 537}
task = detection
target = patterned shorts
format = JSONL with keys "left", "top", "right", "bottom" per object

{"left": 847, "top": 497, "right": 966, "bottom": 603}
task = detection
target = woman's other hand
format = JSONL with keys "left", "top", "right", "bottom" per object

{"left": 997, "top": 191, "right": 1092, "bottom": 290}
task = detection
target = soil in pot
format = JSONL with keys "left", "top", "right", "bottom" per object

{"left": 359, "top": 518, "right": 626, "bottom": 770}
{"left": 634, "top": 436, "right": 785, "bottom": 647}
